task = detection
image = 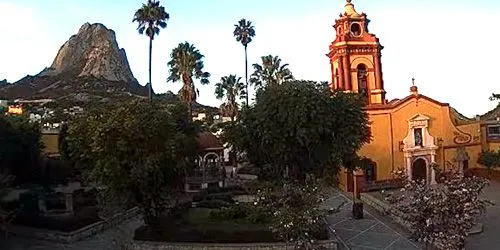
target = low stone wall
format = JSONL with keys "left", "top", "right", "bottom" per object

{"left": 360, "top": 193, "right": 411, "bottom": 230}
{"left": 9, "top": 206, "right": 140, "bottom": 243}
{"left": 126, "top": 239, "right": 339, "bottom": 250}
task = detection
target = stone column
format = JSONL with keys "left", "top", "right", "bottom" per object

{"left": 65, "top": 193, "right": 74, "bottom": 215}
{"left": 374, "top": 51, "right": 384, "bottom": 89}
{"left": 458, "top": 161, "right": 464, "bottom": 176}
{"left": 338, "top": 56, "right": 345, "bottom": 90}
{"left": 38, "top": 196, "right": 47, "bottom": 214}
{"left": 342, "top": 54, "right": 352, "bottom": 91}
{"left": 430, "top": 154, "right": 437, "bottom": 185}
{"left": 405, "top": 156, "right": 412, "bottom": 181}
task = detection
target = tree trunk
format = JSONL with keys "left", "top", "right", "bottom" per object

{"left": 148, "top": 38, "right": 153, "bottom": 102}
{"left": 244, "top": 45, "right": 249, "bottom": 107}
{"left": 187, "top": 102, "right": 192, "bottom": 119}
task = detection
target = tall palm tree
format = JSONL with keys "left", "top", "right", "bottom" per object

{"left": 250, "top": 55, "right": 294, "bottom": 90}
{"left": 133, "top": 0, "right": 170, "bottom": 101}
{"left": 215, "top": 75, "right": 245, "bottom": 121}
{"left": 167, "top": 42, "right": 210, "bottom": 117}
{"left": 233, "top": 19, "right": 255, "bottom": 107}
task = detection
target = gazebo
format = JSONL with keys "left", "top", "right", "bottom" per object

{"left": 185, "top": 132, "right": 226, "bottom": 192}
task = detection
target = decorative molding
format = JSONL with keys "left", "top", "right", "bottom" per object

{"left": 452, "top": 130, "right": 473, "bottom": 145}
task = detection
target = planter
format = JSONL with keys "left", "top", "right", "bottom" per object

{"left": 352, "top": 202, "right": 363, "bottom": 219}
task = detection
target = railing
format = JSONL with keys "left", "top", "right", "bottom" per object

{"left": 362, "top": 179, "right": 404, "bottom": 192}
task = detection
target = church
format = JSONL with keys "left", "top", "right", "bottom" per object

{"left": 330, "top": 1, "right": 500, "bottom": 190}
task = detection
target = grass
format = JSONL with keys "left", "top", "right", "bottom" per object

{"left": 134, "top": 207, "right": 277, "bottom": 243}
{"left": 184, "top": 208, "right": 269, "bottom": 231}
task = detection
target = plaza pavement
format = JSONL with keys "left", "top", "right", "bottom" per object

{"left": 466, "top": 180, "right": 500, "bottom": 250}
{"left": 320, "top": 191, "right": 423, "bottom": 250}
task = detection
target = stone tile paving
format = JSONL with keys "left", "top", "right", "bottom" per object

{"left": 321, "top": 191, "right": 423, "bottom": 250}
{"left": 466, "top": 180, "right": 500, "bottom": 250}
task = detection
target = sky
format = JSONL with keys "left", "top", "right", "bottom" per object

{"left": 1, "top": 0, "right": 500, "bottom": 118}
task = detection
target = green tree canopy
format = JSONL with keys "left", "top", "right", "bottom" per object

{"left": 215, "top": 74, "right": 245, "bottom": 121}
{"left": 221, "top": 80, "right": 370, "bottom": 181}
{"left": 64, "top": 100, "right": 198, "bottom": 223}
{"left": 250, "top": 55, "right": 294, "bottom": 90}
{"left": 0, "top": 116, "right": 43, "bottom": 184}
{"left": 167, "top": 42, "right": 210, "bottom": 116}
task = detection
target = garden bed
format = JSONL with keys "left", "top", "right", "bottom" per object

{"left": 135, "top": 207, "right": 279, "bottom": 243}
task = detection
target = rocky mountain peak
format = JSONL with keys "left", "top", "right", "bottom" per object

{"left": 40, "top": 23, "right": 137, "bottom": 83}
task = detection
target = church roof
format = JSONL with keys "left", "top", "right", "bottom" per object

{"left": 366, "top": 94, "right": 449, "bottom": 111}
{"left": 196, "top": 132, "right": 223, "bottom": 151}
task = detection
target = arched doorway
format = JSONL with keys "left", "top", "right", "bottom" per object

{"left": 412, "top": 158, "right": 427, "bottom": 181}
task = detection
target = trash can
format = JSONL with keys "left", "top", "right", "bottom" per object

{"left": 352, "top": 202, "right": 364, "bottom": 219}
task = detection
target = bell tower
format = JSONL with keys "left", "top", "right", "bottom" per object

{"left": 327, "top": 0, "right": 386, "bottom": 105}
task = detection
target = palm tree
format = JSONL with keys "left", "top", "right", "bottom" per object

{"left": 233, "top": 19, "right": 256, "bottom": 107}
{"left": 133, "top": 0, "right": 170, "bottom": 101}
{"left": 167, "top": 42, "right": 210, "bottom": 117}
{"left": 215, "top": 75, "right": 245, "bottom": 121}
{"left": 250, "top": 55, "right": 294, "bottom": 90}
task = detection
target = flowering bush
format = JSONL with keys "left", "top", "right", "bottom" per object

{"left": 387, "top": 169, "right": 492, "bottom": 249}
{"left": 252, "top": 178, "right": 333, "bottom": 249}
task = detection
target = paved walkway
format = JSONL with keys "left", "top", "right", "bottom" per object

{"left": 0, "top": 217, "right": 143, "bottom": 250}
{"left": 320, "top": 191, "right": 423, "bottom": 250}
{"left": 466, "top": 180, "right": 500, "bottom": 250}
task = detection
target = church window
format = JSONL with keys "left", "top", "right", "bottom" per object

{"left": 357, "top": 64, "right": 368, "bottom": 101}
{"left": 350, "top": 22, "right": 362, "bottom": 37}
{"left": 487, "top": 125, "right": 500, "bottom": 139}
{"left": 414, "top": 128, "right": 423, "bottom": 147}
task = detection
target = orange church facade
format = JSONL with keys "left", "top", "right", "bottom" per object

{"left": 331, "top": 1, "right": 500, "bottom": 191}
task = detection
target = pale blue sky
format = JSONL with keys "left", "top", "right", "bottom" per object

{"left": 1, "top": 0, "right": 500, "bottom": 117}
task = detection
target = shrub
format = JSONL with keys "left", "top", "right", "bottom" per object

{"left": 198, "top": 200, "right": 230, "bottom": 209}
{"left": 209, "top": 205, "right": 247, "bottom": 221}
{"left": 252, "top": 178, "right": 331, "bottom": 248}
{"left": 387, "top": 170, "right": 493, "bottom": 249}
{"left": 204, "top": 193, "right": 234, "bottom": 203}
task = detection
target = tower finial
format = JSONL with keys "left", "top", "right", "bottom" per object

{"left": 410, "top": 77, "right": 418, "bottom": 95}
{"left": 344, "top": 0, "right": 360, "bottom": 17}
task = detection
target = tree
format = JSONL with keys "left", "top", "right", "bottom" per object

{"left": 167, "top": 42, "right": 210, "bottom": 117}
{"left": 387, "top": 170, "right": 492, "bottom": 250}
{"left": 250, "top": 55, "right": 294, "bottom": 90}
{"left": 64, "top": 100, "right": 198, "bottom": 224}
{"left": 233, "top": 18, "right": 255, "bottom": 107}
{"left": 215, "top": 74, "right": 245, "bottom": 121}
{"left": 489, "top": 93, "right": 500, "bottom": 101}
{"left": 252, "top": 178, "right": 338, "bottom": 249}
{"left": 477, "top": 150, "right": 500, "bottom": 175}
{"left": 133, "top": 0, "right": 170, "bottom": 101}
{"left": 0, "top": 116, "right": 43, "bottom": 184}
{"left": 0, "top": 174, "right": 15, "bottom": 239}
{"left": 221, "top": 80, "right": 370, "bottom": 182}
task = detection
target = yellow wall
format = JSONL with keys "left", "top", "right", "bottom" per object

{"left": 41, "top": 133, "right": 60, "bottom": 156}
{"left": 360, "top": 95, "right": 485, "bottom": 181}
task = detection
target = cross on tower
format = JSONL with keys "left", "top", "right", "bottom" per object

{"left": 412, "top": 77, "right": 415, "bottom": 86}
